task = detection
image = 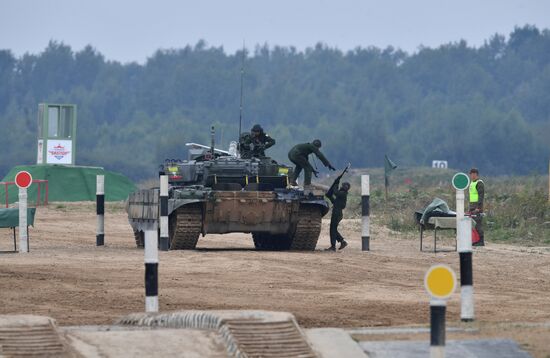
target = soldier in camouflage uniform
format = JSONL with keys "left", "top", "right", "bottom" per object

{"left": 239, "top": 124, "right": 276, "bottom": 159}
{"left": 468, "top": 168, "right": 485, "bottom": 246}
{"left": 288, "top": 139, "right": 335, "bottom": 186}
{"left": 325, "top": 177, "right": 350, "bottom": 251}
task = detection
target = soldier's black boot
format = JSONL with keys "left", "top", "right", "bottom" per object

{"left": 339, "top": 240, "right": 348, "bottom": 250}
{"left": 473, "top": 235, "right": 485, "bottom": 247}
{"left": 325, "top": 246, "right": 336, "bottom": 252}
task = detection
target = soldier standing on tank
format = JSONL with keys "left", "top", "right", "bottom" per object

{"left": 288, "top": 140, "right": 335, "bottom": 186}
{"left": 325, "top": 177, "right": 350, "bottom": 251}
{"left": 239, "top": 124, "right": 276, "bottom": 158}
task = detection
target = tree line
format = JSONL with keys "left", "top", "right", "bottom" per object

{"left": 1, "top": 25, "right": 549, "bottom": 180}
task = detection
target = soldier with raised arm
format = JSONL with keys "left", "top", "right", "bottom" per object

{"left": 325, "top": 176, "right": 350, "bottom": 251}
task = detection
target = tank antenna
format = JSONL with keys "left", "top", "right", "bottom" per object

{"left": 238, "top": 41, "right": 245, "bottom": 141}
{"left": 210, "top": 125, "right": 215, "bottom": 158}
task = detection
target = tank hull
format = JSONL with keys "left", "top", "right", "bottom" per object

{"left": 127, "top": 188, "right": 328, "bottom": 250}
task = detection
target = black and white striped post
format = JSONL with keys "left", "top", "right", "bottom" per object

{"left": 452, "top": 172, "right": 475, "bottom": 322}
{"left": 15, "top": 171, "right": 32, "bottom": 253}
{"left": 458, "top": 221, "right": 474, "bottom": 321}
{"left": 159, "top": 175, "right": 169, "bottom": 251}
{"left": 144, "top": 229, "right": 159, "bottom": 312}
{"left": 361, "top": 175, "right": 370, "bottom": 251}
{"left": 424, "top": 265, "right": 457, "bottom": 358}
{"left": 430, "top": 301, "right": 446, "bottom": 358}
{"left": 96, "top": 175, "right": 105, "bottom": 246}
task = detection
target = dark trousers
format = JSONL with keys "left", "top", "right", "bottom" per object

{"left": 330, "top": 211, "right": 344, "bottom": 247}
{"left": 288, "top": 153, "right": 314, "bottom": 185}
{"left": 469, "top": 205, "right": 484, "bottom": 242}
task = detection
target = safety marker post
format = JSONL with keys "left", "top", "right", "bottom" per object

{"left": 144, "top": 229, "right": 159, "bottom": 312}
{"left": 425, "top": 264, "right": 457, "bottom": 358}
{"left": 159, "top": 175, "right": 169, "bottom": 251}
{"left": 361, "top": 175, "right": 370, "bottom": 251}
{"left": 452, "top": 172, "right": 475, "bottom": 322}
{"left": 96, "top": 175, "right": 105, "bottom": 246}
{"left": 15, "top": 171, "right": 32, "bottom": 253}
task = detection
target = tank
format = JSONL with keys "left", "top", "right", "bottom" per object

{"left": 126, "top": 139, "right": 329, "bottom": 251}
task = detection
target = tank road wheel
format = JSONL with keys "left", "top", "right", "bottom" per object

{"left": 252, "top": 233, "right": 291, "bottom": 251}
{"left": 134, "top": 230, "right": 145, "bottom": 248}
{"left": 289, "top": 206, "right": 322, "bottom": 251}
{"left": 170, "top": 206, "right": 202, "bottom": 250}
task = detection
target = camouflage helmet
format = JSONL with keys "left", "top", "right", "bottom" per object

{"left": 312, "top": 139, "right": 322, "bottom": 148}
{"left": 251, "top": 124, "right": 263, "bottom": 133}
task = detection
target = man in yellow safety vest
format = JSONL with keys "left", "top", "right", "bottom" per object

{"left": 469, "top": 168, "right": 485, "bottom": 246}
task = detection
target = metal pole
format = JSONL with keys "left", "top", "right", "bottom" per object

{"left": 144, "top": 229, "right": 159, "bottom": 312}
{"left": 96, "top": 175, "right": 105, "bottom": 246}
{"left": 456, "top": 189, "right": 465, "bottom": 223}
{"left": 159, "top": 175, "right": 169, "bottom": 251}
{"left": 430, "top": 299, "right": 446, "bottom": 358}
{"left": 361, "top": 175, "right": 370, "bottom": 251}
{"left": 36, "top": 181, "right": 41, "bottom": 206}
{"left": 18, "top": 187, "right": 28, "bottom": 253}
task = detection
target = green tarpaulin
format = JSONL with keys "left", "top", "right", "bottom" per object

{"left": 419, "top": 198, "right": 455, "bottom": 225}
{"left": 0, "top": 208, "right": 36, "bottom": 228}
{"left": 0, "top": 165, "right": 136, "bottom": 203}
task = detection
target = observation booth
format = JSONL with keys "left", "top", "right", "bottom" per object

{"left": 0, "top": 103, "right": 136, "bottom": 205}
{"left": 36, "top": 103, "right": 77, "bottom": 165}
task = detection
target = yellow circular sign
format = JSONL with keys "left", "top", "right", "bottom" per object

{"left": 424, "top": 265, "right": 457, "bottom": 299}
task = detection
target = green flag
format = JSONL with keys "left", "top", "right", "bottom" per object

{"left": 384, "top": 155, "right": 397, "bottom": 199}
{"left": 384, "top": 154, "right": 397, "bottom": 181}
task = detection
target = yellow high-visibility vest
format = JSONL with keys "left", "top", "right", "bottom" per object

{"left": 469, "top": 180, "right": 483, "bottom": 202}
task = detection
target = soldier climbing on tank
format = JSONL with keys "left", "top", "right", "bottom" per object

{"left": 239, "top": 124, "right": 276, "bottom": 159}
{"left": 288, "top": 140, "right": 335, "bottom": 187}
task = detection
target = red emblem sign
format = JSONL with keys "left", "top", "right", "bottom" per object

{"left": 15, "top": 171, "right": 33, "bottom": 189}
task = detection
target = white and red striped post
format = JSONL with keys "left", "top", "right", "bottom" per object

{"left": 361, "top": 175, "right": 370, "bottom": 251}
{"left": 159, "top": 175, "right": 169, "bottom": 251}
{"left": 144, "top": 229, "right": 159, "bottom": 312}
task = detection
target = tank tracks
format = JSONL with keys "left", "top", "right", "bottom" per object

{"left": 253, "top": 206, "right": 322, "bottom": 251}
{"left": 134, "top": 230, "right": 145, "bottom": 248}
{"left": 170, "top": 206, "right": 202, "bottom": 250}
{"left": 289, "top": 205, "right": 322, "bottom": 251}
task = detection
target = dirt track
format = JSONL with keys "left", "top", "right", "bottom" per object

{"left": 1, "top": 202, "right": 549, "bottom": 356}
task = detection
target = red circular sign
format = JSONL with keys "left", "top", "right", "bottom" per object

{"left": 15, "top": 171, "right": 33, "bottom": 189}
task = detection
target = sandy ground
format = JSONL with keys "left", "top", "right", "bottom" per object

{"left": 1, "top": 202, "right": 549, "bottom": 357}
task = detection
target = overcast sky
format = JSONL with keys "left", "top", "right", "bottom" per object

{"left": 1, "top": 0, "right": 549, "bottom": 63}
